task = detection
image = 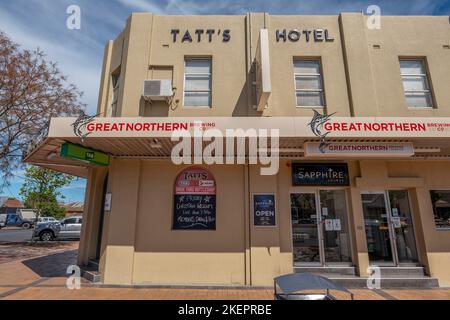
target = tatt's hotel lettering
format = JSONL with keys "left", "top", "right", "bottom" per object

{"left": 171, "top": 29, "right": 231, "bottom": 42}
{"left": 276, "top": 29, "right": 334, "bottom": 42}
{"left": 170, "top": 28, "right": 335, "bottom": 43}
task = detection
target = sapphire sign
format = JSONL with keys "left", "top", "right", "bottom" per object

{"left": 253, "top": 194, "right": 276, "bottom": 227}
{"left": 292, "top": 163, "right": 350, "bottom": 186}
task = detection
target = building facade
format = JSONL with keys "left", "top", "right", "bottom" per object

{"left": 25, "top": 12, "right": 450, "bottom": 287}
{"left": 63, "top": 202, "right": 84, "bottom": 217}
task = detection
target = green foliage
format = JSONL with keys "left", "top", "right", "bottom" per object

{"left": 19, "top": 166, "right": 74, "bottom": 219}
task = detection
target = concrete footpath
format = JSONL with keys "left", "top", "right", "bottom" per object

{"left": 1, "top": 243, "right": 449, "bottom": 300}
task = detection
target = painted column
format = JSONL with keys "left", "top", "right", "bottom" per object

{"left": 101, "top": 159, "right": 142, "bottom": 285}
{"left": 78, "top": 167, "right": 108, "bottom": 266}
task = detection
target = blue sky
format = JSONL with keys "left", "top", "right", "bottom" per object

{"left": 1, "top": 0, "right": 449, "bottom": 202}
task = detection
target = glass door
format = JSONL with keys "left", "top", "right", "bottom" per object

{"left": 387, "top": 190, "right": 419, "bottom": 264}
{"left": 291, "top": 190, "right": 351, "bottom": 266}
{"left": 319, "top": 190, "right": 352, "bottom": 263}
{"left": 361, "top": 192, "right": 394, "bottom": 265}
{"left": 291, "top": 193, "right": 321, "bottom": 264}
{"left": 362, "top": 190, "right": 419, "bottom": 266}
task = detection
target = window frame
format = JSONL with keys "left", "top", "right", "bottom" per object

{"left": 293, "top": 58, "right": 326, "bottom": 108}
{"left": 429, "top": 190, "right": 450, "bottom": 231}
{"left": 399, "top": 58, "right": 435, "bottom": 109}
{"left": 109, "top": 71, "right": 120, "bottom": 117}
{"left": 183, "top": 58, "right": 213, "bottom": 108}
{"left": 64, "top": 218, "right": 77, "bottom": 225}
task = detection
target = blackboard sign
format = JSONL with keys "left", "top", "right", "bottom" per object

{"left": 253, "top": 194, "right": 276, "bottom": 227}
{"left": 292, "top": 163, "right": 349, "bottom": 186}
{"left": 173, "top": 167, "right": 216, "bottom": 230}
{"left": 173, "top": 194, "right": 216, "bottom": 230}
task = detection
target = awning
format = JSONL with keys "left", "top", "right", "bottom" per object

{"left": 23, "top": 116, "right": 450, "bottom": 177}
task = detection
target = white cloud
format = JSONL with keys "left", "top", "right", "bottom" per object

{"left": 62, "top": 179, "right": 87, "bottom": 190}
{"left": 116, "top": 0, "right": 165, "bottom": 13}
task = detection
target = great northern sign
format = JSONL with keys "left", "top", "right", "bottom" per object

{"left": 304, "top": 142, "right": 415, "bottom": 158}
{"left": 51, "top": 117, "right": 450, "bottom": 139}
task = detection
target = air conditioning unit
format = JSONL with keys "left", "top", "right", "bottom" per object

{"left": 143, "top": 80, "right": 173, "bottom": 102}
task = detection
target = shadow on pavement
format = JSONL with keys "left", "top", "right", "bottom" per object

{"left": 21, "top": 249, "right": 78, "bottom": 277}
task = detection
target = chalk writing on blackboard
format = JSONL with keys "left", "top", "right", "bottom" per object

{"left": 173, "top": 168, "right": 216, "bottom": 230}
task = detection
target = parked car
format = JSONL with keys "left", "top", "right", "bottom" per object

{"left": 3, "top": 213, "right": 35, "bottom": 229}
{"left": 38, "top": 216, "right": 58, "bottom": 223}
{"left": 0, "top": 213, "right": 6, "bottom": 229}
{"left": 33, "top": 216, "right": 83, "bottom": 241}
{"left": 18, "top": 209, "right": 37, "bottom": 221}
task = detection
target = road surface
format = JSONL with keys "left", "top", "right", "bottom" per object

{"left": 0, "top": 228, "right": 33, "bottom": 243}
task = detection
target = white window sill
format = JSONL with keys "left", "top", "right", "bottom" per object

{"left": 435, "top": 228, "right": 450, "bottom": 231}
{"left": 406, "top": 107, "right": 435, "bottom": 110}
{"left": 182, "top": 106, "right": 213, "bottom": 109}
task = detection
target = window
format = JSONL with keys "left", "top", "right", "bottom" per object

{"left": 6, "top": 208, "right": 17, "bottom": 214}
{"left": 184, "top": 59, "right": 212, "bottom": 107}
{"left": 6, "top": 214, "right": 19, "bottom": 225}
{"left": 400, "top": 59, "right": 433, "bottom": 108}
{"left": 64, "top": 218, "right": 77, "bottom": 224}
{"left": 108, "top": 72, "right": 120, "bottom": 117}
{"left": 293, "top": 60, "right": 324, "bottom": 107}
{"left": 430, "top": 191, "right": 450, "bottom": 230}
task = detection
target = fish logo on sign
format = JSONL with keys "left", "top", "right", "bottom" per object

{"left": 308, "top": 110, "right": 336, "bottom": 153}
{"left": 71, "top": 112, "right": 101, "bottom": 142}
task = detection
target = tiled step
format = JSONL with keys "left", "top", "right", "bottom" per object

{"left": 87, "top": 259, "right": 99, "bottom": 269}
{"left": 368, "top": 266, "right": 425, "bottom": 278}
{"left": 294, "top": 266, "right": 439, "bottom": 288}
{"left": 294, "top": 266, "right": 356, "bottom": 276}
{"left": 327, "top": 276, "right": 439, "bottom": 289}
{"left": 81, "top": 269, "right": 102, "bottom": 283}
{"left": 81, "top": 260, "right": 101, "bottom": 283}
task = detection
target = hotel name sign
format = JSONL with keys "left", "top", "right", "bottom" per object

{"left": 275, "top": 29, "right": 334, "bottom": 42}
{"left": 170, "top": 28, "right": 333, "bottom": 43}
{"left": 304, "top": 142, "right": 415, "bottom": 158}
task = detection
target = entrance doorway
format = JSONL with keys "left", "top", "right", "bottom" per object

{"left": 290, "top": 190, "right": 352, "bottom": 266}
{"left": 361, "top": 190, "right": 419, "bottom": 266}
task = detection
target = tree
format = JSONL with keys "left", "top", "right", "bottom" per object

{"left": 0, "top": 31, "right": 85, "bottom": 189}
{"left": 19, "top": 166, "right": 74, "bottom": 220}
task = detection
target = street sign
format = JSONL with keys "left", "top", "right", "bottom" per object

{"left": 60, "top": 142, "right": 109, "bottom": 166}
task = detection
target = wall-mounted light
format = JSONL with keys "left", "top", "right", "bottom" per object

{"left": 414, "top": 147, "right": 442, "bottom": 153}
{"left": 46, "top": 152, "right": 58, "bottom": 160}
{"left": 150, "top": 139, "right": 162, "bottom": 149}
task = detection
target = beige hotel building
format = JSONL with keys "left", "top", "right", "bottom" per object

{"left": 25, "top": 12, "right": 450, "bottom": 288}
